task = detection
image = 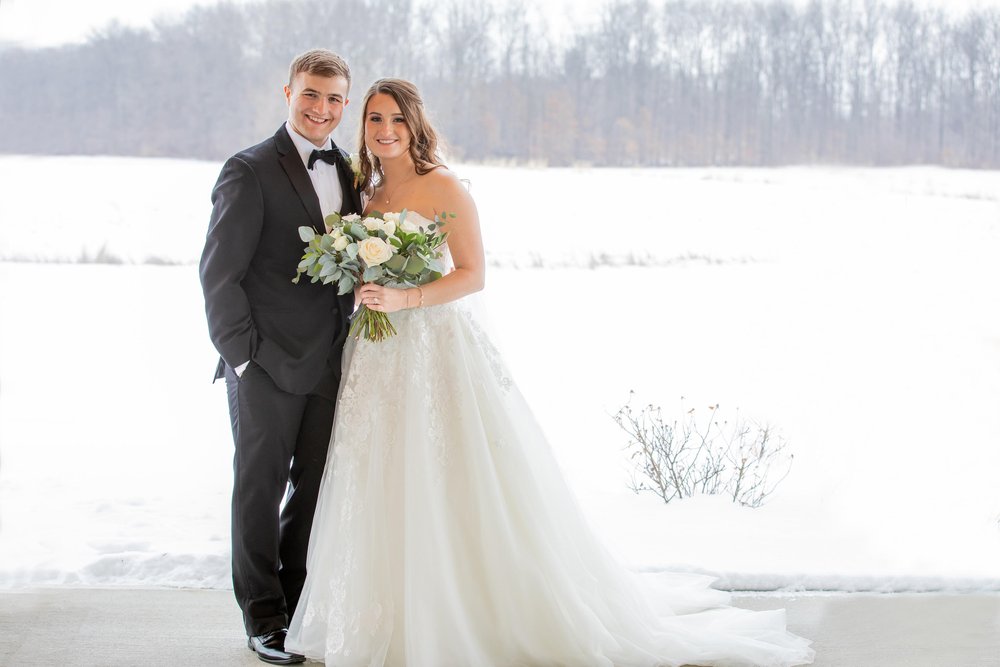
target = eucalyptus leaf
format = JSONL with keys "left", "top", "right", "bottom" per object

{"left": 298, "top": 226, "right": 316, "bottom": 243}
{"left": 348, "top": 223, "right": 367, "bottom": 240}
{"left": 363, "top": 265, "right": 383, "bottom": 282}
{"left": 404, "top": 256, "right": 426, "bottom": 275}
{"left": 337, "top": 275, "right": 354, "bottom": 295}
{"left": 347, "top": 243, "right": 358, "bottom": 259}
{"left": 385, "top": 254, "right": 406, "bottom": 272}
{"left": 320, "top": 235, "right": 334, "bottom": 251}
{"left": 324, "top": 213, "right": 342, "bottom": 228}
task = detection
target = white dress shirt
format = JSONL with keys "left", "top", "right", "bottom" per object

{"left": 284, "top": 120, "right": 344, "bottom": 220}
{"left": 234, "top": 123, "right": 345, "bottom": 377}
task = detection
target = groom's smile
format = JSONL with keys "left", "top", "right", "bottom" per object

{"left": 305, "top": 113, "right": 331, "bottom": 127}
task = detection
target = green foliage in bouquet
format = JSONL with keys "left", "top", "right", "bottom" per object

{"left": 292, "top": 209, "right": 451, "bottom": 341}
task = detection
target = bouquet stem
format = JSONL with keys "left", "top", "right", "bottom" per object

{"left": 349, "top": 305, "right": 398, "bottom": 342}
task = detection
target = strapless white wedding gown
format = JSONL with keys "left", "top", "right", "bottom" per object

{"left": 286, "top": 234, "right": 813, "bottom": 666}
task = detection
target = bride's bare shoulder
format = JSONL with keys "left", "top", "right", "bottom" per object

{"left": 421, "top": 165, "right": 462, "bottom": 189}
{"left": 416, "top": 166, "right": 475, "bottom": 218}
{"left": 424, "top": 166, "right": 473, "bottom": 200}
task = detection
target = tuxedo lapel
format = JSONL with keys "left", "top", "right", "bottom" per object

{"left": 274, "top": 126, "right": 325, "bottom": 233}
{"left": 331, "top": 141, "right": 363, "bottom": 216}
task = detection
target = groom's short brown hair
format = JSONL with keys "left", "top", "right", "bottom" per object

{"left": 288, "top": 49, "right": 351, "bottom": 90}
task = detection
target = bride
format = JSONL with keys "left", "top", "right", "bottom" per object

{"left": 285, "top": 78, "right": 814, "bottom": 667}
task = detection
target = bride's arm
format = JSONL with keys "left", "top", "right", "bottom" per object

{"left": 360, "top": 172, "right": 484, "bottom": 311}
{"left": 410, "top": 175, "right": 484, "bottom": 307}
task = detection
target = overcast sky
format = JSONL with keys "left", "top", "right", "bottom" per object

{"left": 1, "top": 0, "right": 997, "bottom": 49}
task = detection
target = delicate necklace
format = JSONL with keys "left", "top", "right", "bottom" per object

{"left": 382, "top": 172, "right": 418, "bottom": 206}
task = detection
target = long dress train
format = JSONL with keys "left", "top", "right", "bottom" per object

{"left": 286, "top": 247, "right": 814, "bottom": 667}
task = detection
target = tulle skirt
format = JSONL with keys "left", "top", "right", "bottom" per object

{"left": 286, "top": 303, "right": 814, "bottom": 666}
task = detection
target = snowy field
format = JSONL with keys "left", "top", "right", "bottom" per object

{"left": 0, "top": 155, "right": 998, "bottom": 592}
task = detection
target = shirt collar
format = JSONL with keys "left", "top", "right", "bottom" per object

{"left": 284, "top": 121, "right": 333, "bottom": 169}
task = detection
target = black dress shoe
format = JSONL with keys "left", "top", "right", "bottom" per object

{"left": 247, "top": 629, "right": 305, "bottom": 665}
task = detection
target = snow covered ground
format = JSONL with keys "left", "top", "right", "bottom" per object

{"left": 0, "top": 155, "right": 998, "bottom": 591}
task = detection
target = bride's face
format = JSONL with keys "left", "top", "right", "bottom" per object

{"left": 364, "top": 93, "right": 412, "bottom": 161}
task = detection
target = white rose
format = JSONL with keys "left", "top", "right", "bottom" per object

{"left": 362, "top": 217, "right": 382, "bottom": 232}
{"left": 342, "top": 213, "right": 361, "bottom": 223}
{"left": 381, "top": 219, "right": 397, "bottom": 235}
{"left": 400, "top": 219, "right": 421, "bottom": 233}
{"left": 357, "top": 237, "right": 393, "bottom": 266}
{"left": 333, "top": 235, "right": 349, "bottom": 251}
{"left": 383, "top": 212, "right": 401, "bottom": 223}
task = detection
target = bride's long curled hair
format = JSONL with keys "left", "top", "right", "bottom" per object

{"left": 356, "top": 78, "right": 444, "bottom": 195}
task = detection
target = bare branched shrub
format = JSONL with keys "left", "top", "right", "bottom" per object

{"left": 614, "top": 395, "right": 793, "bottom": 508}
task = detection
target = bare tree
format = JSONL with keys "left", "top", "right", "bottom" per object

{"left": 1, "top": 0, "right": 997, "bottom": 167}
{"left": 614, "top": 397, "right": 794, "bottom": 508}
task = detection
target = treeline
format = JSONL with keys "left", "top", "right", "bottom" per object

{"left": 2, "top": 0, "right": 999, "bottom": 167}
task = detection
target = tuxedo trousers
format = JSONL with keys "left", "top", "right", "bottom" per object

{"left": 224, "top": 361, "right": 337, "bottom": 637}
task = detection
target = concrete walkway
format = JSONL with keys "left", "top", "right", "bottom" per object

{"left": 0, "top": 588, "right": 997, "bottom": 666}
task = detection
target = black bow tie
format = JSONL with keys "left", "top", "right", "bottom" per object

{"left": 308, "top": 148, "right": 340, "bottom": 170}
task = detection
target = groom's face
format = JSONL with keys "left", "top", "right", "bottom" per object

{"left": 284, "top": 72, "right": 350, "bottom": 147}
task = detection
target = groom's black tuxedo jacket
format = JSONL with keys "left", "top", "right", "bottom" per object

{"left": 200, "top": 125, "right": 363, "bottom": 397}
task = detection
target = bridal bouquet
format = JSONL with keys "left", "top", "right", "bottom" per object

{"left": 293, "top": 210, "right": 450, "bottom": 341}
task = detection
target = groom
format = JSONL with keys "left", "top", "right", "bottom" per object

{"left": 199, "top": 49, "right": 362, "bottom": 665}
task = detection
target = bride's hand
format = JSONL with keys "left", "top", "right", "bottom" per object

{"left": 358, "top": 282, "right": 410, "bottom": 313}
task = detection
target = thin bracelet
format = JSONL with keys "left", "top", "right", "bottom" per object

{"left": 416, "top": 286, "right": 424, "bottom": 307}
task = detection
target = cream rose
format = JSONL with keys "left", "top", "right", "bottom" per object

{"left": 381, "top": 219, "right": 397, "bottom": 235}
{"left": 362, "top": 217, "right": 382, "bottom": 232}
{"left": 333, "top": 235, "right": 349, "bottom": 251}
{"left": 400, "top": 219, "right": 421, "bottom": 233}
{"left": 357, "top": 237, "right": 393, "bottom": 266}
{"left": 341, "top": 213, "right": 361, "bottom": 223}
{"left": 383, "top": 212, "right": 401, "bottom": 223}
